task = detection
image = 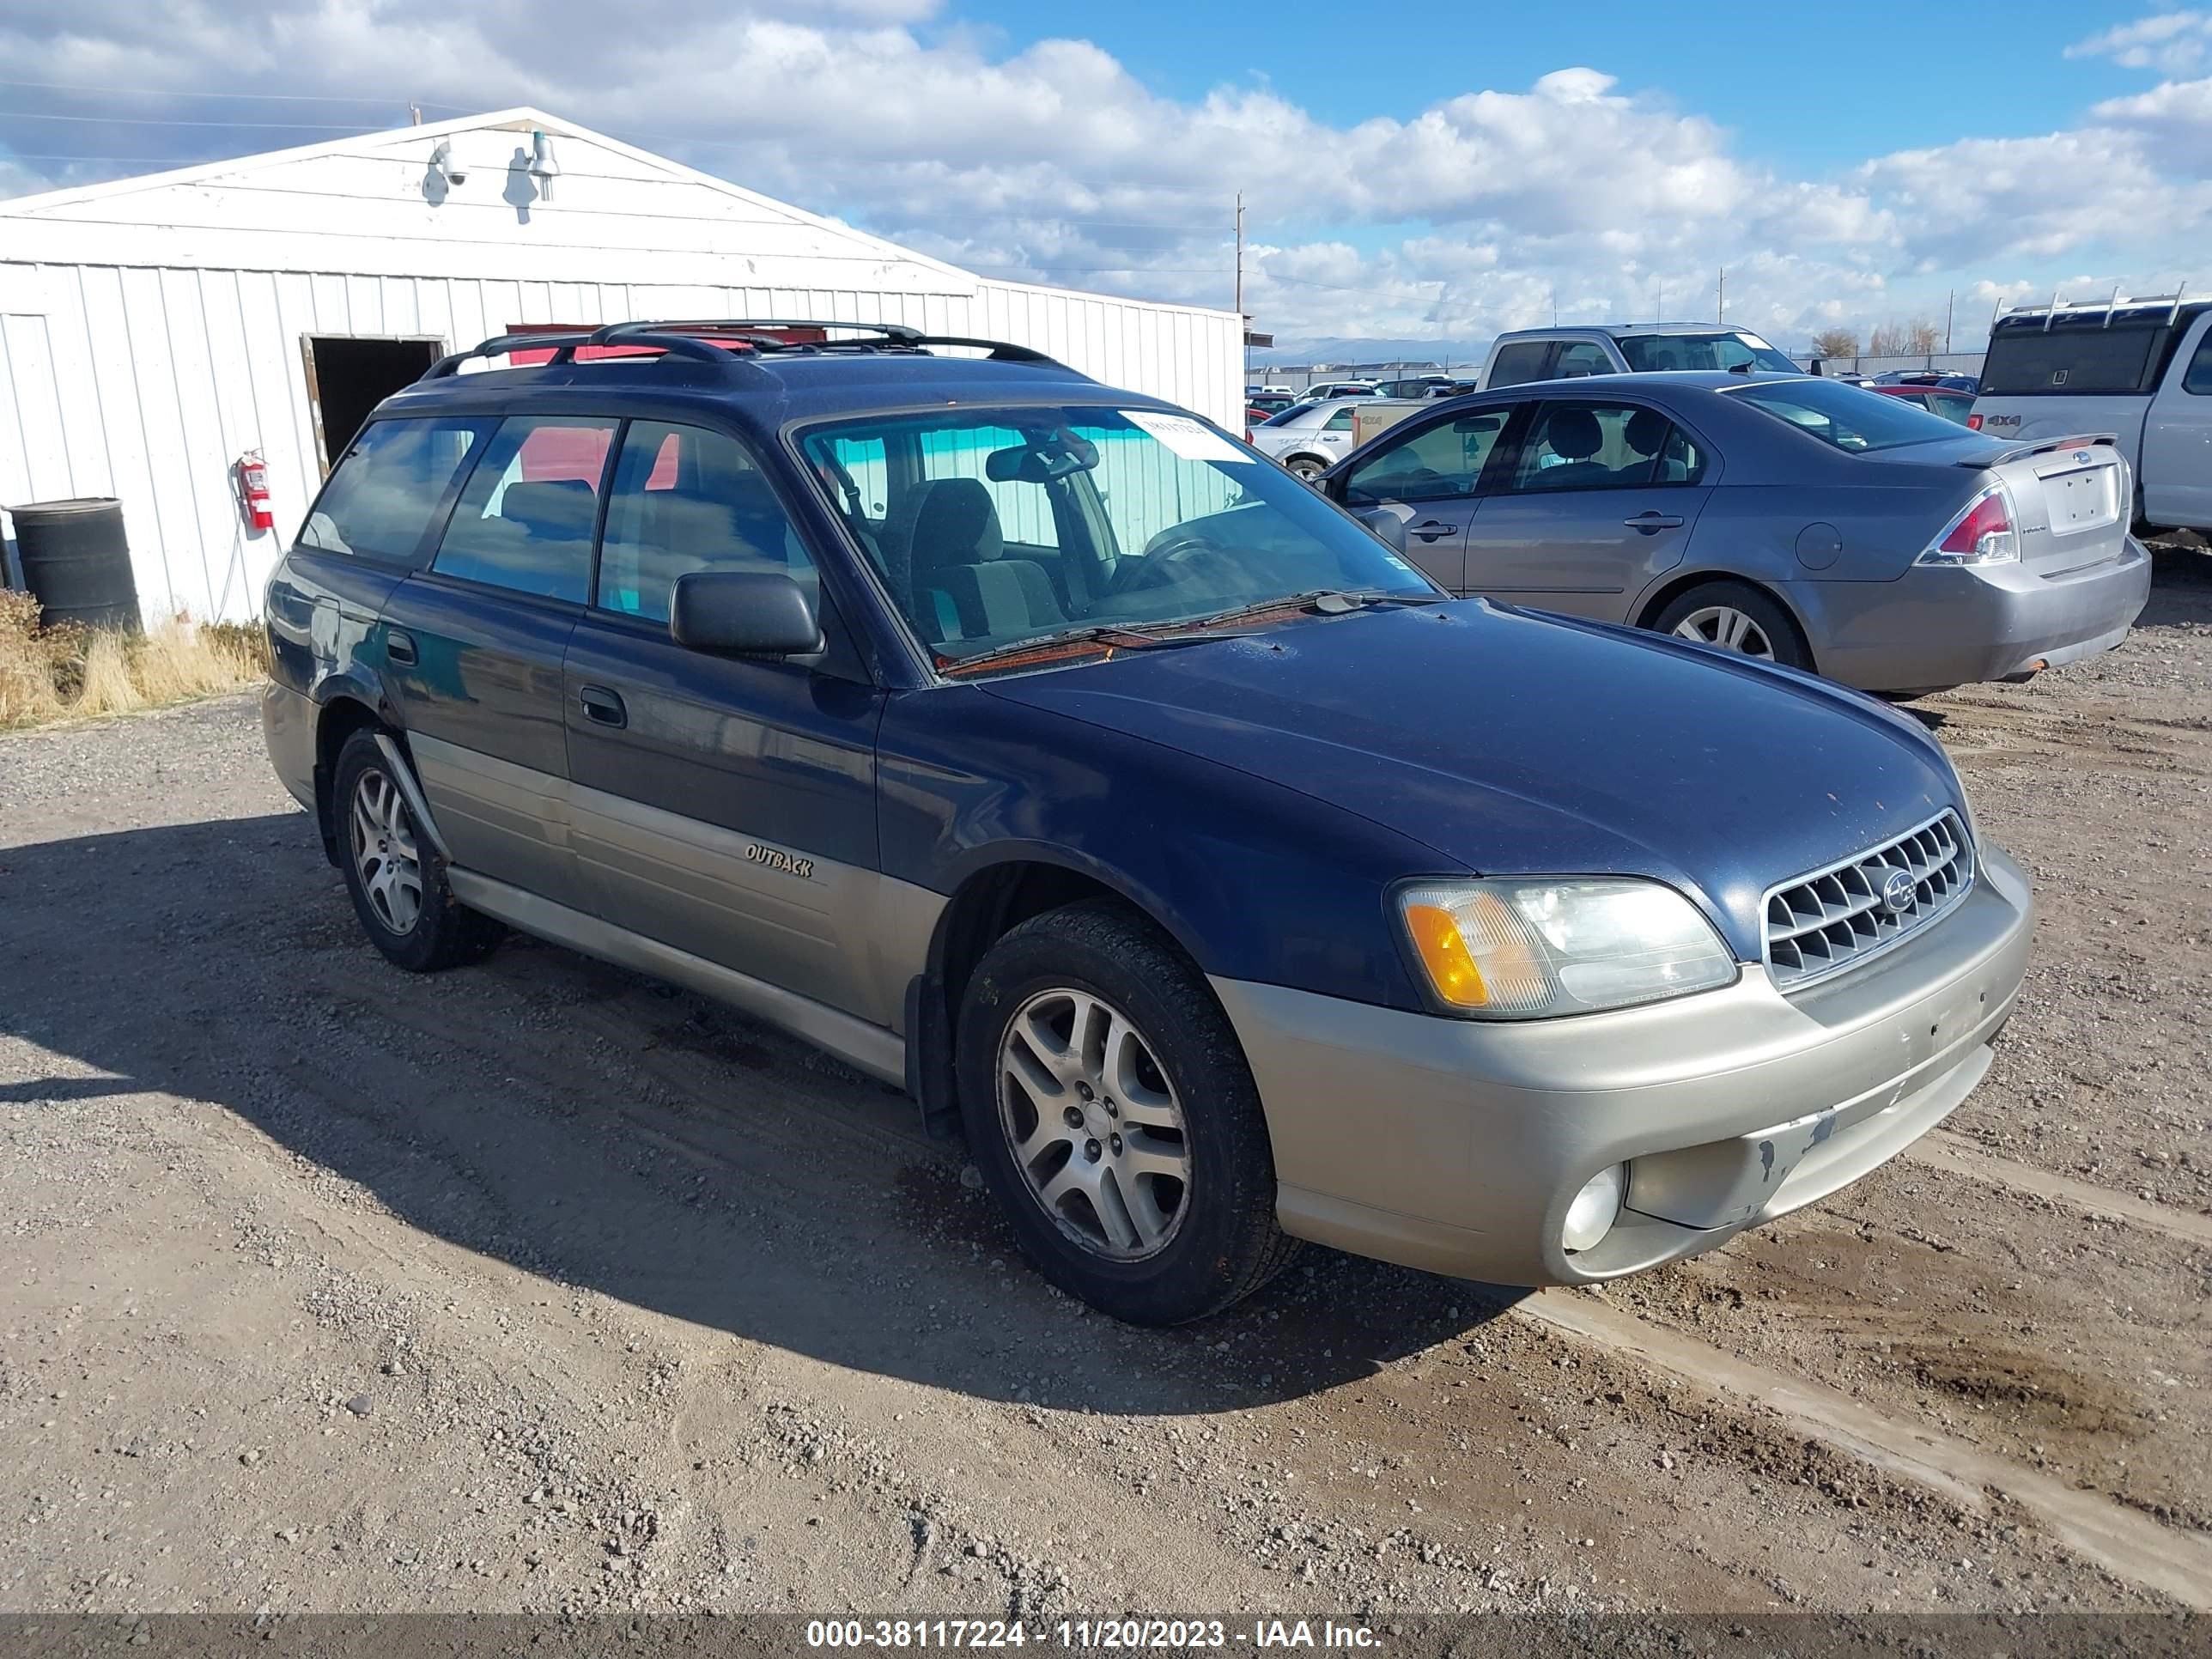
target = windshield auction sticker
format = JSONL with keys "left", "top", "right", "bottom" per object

{"left": 1121, "top": 409, "right": 1252, "bottom": 464}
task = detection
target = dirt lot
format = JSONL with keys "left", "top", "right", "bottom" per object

{"left": 2, "top": 550, "right": 2208, "bottom": 1624}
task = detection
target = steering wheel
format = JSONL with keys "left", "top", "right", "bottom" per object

{"left": 1112, "top": 531, "right": 1223, "bottom": 595}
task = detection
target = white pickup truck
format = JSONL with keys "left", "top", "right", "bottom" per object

{"left": 1970, "top": 295, "right": 2212, "bottom": 536}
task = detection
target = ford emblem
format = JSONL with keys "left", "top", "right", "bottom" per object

{"left": 1881, "top": 869, "right": 1917, "bottom": 915}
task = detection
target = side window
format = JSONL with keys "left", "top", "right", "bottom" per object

{"left": 429, "top": 416, "right": 618, "bottom": 602}
{"left": 1323, "top": 408, "right": 1356, "bottom": 433}
{"left": 596, "top": 422, "right": 814, "bottom": 624}
{"left": 1553, "top": 342, "right": 1613, "bottom": 379}
{"left": 1508, "top": 404, "right": 1698, "bottom": 492}
{"left": 299, "top": 418, "right": 489, "bottom": 563}
{"left": 1345, "top": 411, "right": 1508, "bottom": 503}
{"left": 1487, "top": 343, "right": 1555, "bottom": 388}
{"left": 920, "top": 424, "right": 1060, "bottom": 548}
{"left": 2185, "top": 330, "right": 2212, "bottom": 395}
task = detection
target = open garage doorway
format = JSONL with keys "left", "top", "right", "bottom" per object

{"left": 301, "top": 335, "right": 446, "bottom": 474}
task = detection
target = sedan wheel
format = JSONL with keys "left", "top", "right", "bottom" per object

{"left": 349, "top": 766, "right": 423, "bottom": 934}
{"left": 1285, "top": 456, "right": 1328, "bottom": 483}
{"left": 997, "top": 987, "right": 1191, "bottom": 1260}
{"left": 1670, "top": 605, "right": 1776, "bottom": 659}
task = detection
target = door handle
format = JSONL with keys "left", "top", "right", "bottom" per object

{"left": 385, "top": 629, "right": 417, "bottom": 666}
{"left": 579, "top": 685, "right": 627, "bottom": 729}
{"left": 1407, "top": 519, "right": 1459, "bottom": 542}
{"left": 1623, "top": 512, "right": 1686, "bottom": 532}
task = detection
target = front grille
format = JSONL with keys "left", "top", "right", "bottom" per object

{"left": 1764, "top": 811, "right": 1973, "bottom": 990}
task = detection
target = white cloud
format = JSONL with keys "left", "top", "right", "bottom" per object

{"left": 2066, "top": 10, "right": 2212, "bottom": 73}
{"left": 4, "top": 2, "right": 2210, "bottom": 353}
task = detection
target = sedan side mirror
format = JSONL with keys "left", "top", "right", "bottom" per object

{"left": 669, "top": 570, "right": 824, "bottom": 659}
{"left": 1352, "top": 504, "right": 1408, "bottom": 554}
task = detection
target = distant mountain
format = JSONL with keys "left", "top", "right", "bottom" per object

{"left": 1249, "top": 335, "right": 1492, "bottom": 372}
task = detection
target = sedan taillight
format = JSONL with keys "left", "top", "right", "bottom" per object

{"left": 1917, "top": 483, "right": 2019, "bottom": 566}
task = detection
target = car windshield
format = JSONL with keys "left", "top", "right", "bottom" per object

{"left": 1725, "top": 378, "right": 1969, "bottom": 453}
{"left": 1617, "top": 331, "right": 1798, "bottom": 374}
{"left": 798, "top": 406, "right": 1435, "bottom": 666}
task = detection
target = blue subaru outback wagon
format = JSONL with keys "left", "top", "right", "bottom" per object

{"left": 263, "top": 320, "right": 2034, "bottom": 1325}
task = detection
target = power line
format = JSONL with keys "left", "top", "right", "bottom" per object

{"left": 0, "top": 78, "right": 471, "bottom": 108}
{"left": 0, "top": 109, "right": 392, "bottom": 131}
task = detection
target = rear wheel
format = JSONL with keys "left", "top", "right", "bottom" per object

{"left": 957, "top": 902, "right": 1297, "bottom": 1325}
{"left": 1650, "top": 580, "right": 1810, "bottom": 671}
{"left": 331, "top": 729, "right": 498, "bottom": 972}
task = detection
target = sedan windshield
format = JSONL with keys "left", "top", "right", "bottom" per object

{"left": 798, "top": 406, "right": 1435, "bottom": 665}
{"left": 1724, "top": 379, "right": 1972, "bottom": 453}
{"left": 1617, "top": 331, "right": 1797, "bottom": 374}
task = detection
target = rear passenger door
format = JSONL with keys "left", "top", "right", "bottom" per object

{"left": 561, "top": 419, "right": 892, "bottom": 1024}
{"left": 381, "top": 412, "right": 617, "bottom": 911}
{"left": 1458, "top": 399, "right": 1714, "bottom": 620}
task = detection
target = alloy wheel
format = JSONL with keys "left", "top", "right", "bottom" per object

{"left": 996, "top": 988, "right": 1192, "bottom": 1260}
{"left": 1672, "top": 605, "right": 1777, "bottom": 659}
{"left": 349, "top": 766, "right": 424, "bottom": 935}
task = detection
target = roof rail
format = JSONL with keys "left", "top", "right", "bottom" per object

{"left": 421, "top": 319, "right": 1068, "bottom": 380}
{"left": 420, "top": 326, "right": 740, "bottom": 380}
{"left": 597, "top": 319, "right": 1065, "bottom": 366}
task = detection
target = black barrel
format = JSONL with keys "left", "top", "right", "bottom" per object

{"left": 9, "top": 497, "right": 140, "bottom": 631}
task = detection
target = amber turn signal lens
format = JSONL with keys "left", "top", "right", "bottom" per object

{"left": 1403, "top": 902, "right": 1489, "bottom": 1008}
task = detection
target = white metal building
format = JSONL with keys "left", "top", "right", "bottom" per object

{"left": 0, "top": 107, "right": 1243, "bottom": 623}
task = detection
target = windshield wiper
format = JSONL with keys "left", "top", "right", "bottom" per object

{"left": 1183, "top": 587, "right": 1443, "bottom": 629}
{"left": 937, "top": 623, "right": 1255, "bottom": 678}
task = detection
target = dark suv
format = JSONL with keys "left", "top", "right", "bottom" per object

{"left": 264, "top": 320, "right": 2033, "bottom": 1325}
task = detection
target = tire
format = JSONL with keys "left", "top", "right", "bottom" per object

{"left": 1650, "top": 580, "right": 1812, "bottom": 672}
{"left": 330, "top": 729, "right": 499, "bottom": 973}
{"left": 956, "top": 901, "right": 1299, "bottom": 1325}
{"left": 1284, "top": 455, "right": 1328, "bottom": 483}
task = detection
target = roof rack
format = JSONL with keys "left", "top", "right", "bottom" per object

{"left": 420, "top": 319, "right": 1066, "bottom": 380}
{"left": 605, "top": 319, "right": 1063, "bottom": 364}
{"left": 1995, "top": 284, "right": 2195, "bottom": 331}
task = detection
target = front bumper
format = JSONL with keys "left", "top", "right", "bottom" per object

{"left": 1796, "top": 538, "right": 2151, "bottom": 693}
{"left": 1212, "top": 843, "right": 2033, "bottom": 1287}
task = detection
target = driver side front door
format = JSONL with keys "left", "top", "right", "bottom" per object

{"left": 1333, "top": 405, "right": 1515, "bottom": 591}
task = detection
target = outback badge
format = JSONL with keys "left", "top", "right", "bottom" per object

{"left": 745, "top": 843, "right": 815, "bottom": 880}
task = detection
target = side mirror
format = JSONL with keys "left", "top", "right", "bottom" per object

{"left": 669, "top": 570, "right": 824, "bottom": 659}
{"left": 1352, "top": 505, "right": 1407, "bottom": 554}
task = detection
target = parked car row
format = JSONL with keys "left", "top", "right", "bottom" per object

{"left": 263, "top": 318, "right": 2076, "bottom": 1328}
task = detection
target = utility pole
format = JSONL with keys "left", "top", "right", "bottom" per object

{"left": 1551, "top": 287, "right": 1558, "bottom": 326}
{"left": 1944, "top": 289, "right": 1954, "bottom": 354}
{"left": 1233, "top": 191, "right": 1245, "bottom": 382}
{"left": 1717, "top": 267, "right": 1725, "bottom": 324}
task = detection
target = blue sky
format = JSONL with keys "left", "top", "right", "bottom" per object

{"left": 5, "top": 2, "right": 2209, "bottom": 356}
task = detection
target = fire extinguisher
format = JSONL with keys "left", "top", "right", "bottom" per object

{"left": 236, "top": 450, "right": 275, "bottom": 532}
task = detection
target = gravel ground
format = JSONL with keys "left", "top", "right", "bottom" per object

{"left": 0, "top": 553, "right": 2207, "bottom": 1620}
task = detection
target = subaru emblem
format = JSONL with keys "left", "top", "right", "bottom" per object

{"left": 1880, "top": 869, "right": 1917, "bottom": 915}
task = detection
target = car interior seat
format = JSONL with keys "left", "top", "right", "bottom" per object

{"left": 906, "top": 478, "right": 1064, "bottom": 644}
{"left": 1621, "top": 407, "right": 1670, "bottom": 483}
{"left": 1529, "top": 408, "right": 1613, "bottom": 489}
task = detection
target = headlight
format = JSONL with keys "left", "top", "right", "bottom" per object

{"left": 1395, "top": 878, "right": 1737, "bottom": 1018}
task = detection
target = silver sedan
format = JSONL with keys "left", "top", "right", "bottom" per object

{"left": 1247, "top": 397, "right": 1382, "bottom": 481}
{"left": 1317, "top": 373, "right": 2152, "bottom": 696}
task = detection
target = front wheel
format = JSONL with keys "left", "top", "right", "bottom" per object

{"left": 1650, "top": 580, "right": 1811, "bottom": 672}
{"left": 1284, "top": 455, "right": 1328, "bottom": 483}
{"left": 957, "top": 902, "right": 1298, "bottom": 1324}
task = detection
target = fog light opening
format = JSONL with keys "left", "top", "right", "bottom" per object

{"left": 1562, "top": 1164, "right": 1627, "bottom": 1254}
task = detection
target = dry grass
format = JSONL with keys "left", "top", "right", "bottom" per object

{"left": 0, "top": 590, "right": 266, "bottom": 732}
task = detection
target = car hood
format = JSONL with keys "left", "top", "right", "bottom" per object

{"left": 980, "top": 602, "right": 1963, "bottom": 960}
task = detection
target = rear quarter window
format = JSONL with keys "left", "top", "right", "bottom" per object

{"left": 299, "top": 418, "right": 489, "bottom": 563}
{"left": 1982, "top": 320, "right": 2173, "bottom": 396}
